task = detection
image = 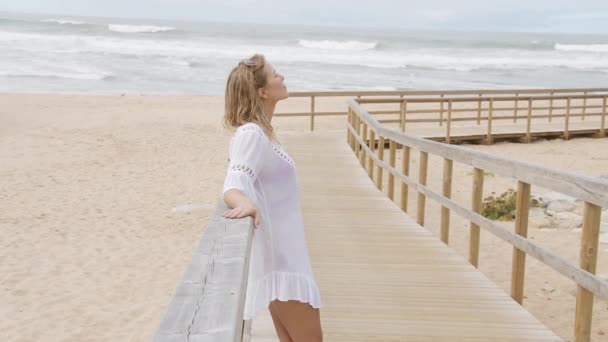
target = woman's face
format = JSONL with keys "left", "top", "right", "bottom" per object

{"left": 258, "top": 62, "right": 288, "bottom": 102}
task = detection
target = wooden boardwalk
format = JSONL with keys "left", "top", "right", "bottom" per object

{"left": 405, "top": 118, "right": 603, "bottom": 143}
{"left": 248, "top": 131, "right": 561, "bottom": 341}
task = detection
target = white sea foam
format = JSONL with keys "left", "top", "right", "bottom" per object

{"left": 108, "top": 24, "right": 175, "bottom": 33}
{"left": 555, "top": 43, "right": 608, "bottom": 53}
{"left": 0, "top": 70, "right": 110, "bottom": 80}
{"left": 3, "top": 16, "right": 608, "bottom": 94}
{"left": 42, "top": 18, "right": 85, "bottom": 25}
{"left": 2, "top": 31, "right": 607, "bottom": 73}
{"left": 298, "top": 39, "right": 377, "bottom": 51}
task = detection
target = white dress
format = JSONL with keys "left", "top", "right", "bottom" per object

{"left": 223, "top": 122, "right": 322, "bottom": 321}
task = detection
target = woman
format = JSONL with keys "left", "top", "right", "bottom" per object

{"left": 222, "top": 54, "right": 323, "bottom": 342}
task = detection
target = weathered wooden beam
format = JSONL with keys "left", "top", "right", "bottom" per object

{"left": 153, "top": 201, "right": 254, "bottom": 342}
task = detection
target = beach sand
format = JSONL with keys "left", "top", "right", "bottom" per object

{"left": 1, "top": 94, "right": 606, "bottom": 341}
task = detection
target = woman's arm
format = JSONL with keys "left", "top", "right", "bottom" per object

{"left": 223, "top": 188, "right": 260, "bottom": 228}
{"left": 222, "top": 124, "right": 268, "bottom": 229}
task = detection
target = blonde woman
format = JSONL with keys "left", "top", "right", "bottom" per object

{"left": 222, "top": 54, "right": 323, "bottom": 342}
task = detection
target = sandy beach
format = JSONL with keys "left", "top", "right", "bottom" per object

{"left": 1, "top": 94, "right": 607, "bottom": 341}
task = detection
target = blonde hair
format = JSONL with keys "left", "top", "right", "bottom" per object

{"left": 224, "top": 54, "right": 277, "bottom": 142}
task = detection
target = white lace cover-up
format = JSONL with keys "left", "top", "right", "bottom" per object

{"left": 223, "top": 122, "right": 322, "bottom": 320}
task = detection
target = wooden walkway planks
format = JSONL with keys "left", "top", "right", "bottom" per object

{"left": 249, "top": 131, "right": 561, "bottom": 341}
{"left": 405, "top": 119, "right": 603, "bottom": 143}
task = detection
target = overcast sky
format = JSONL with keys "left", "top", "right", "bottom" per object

{"left": 2, "top": 0, "right": 608, "bottom": 34}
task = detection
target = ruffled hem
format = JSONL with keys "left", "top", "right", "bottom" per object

{"left": 243, "top": 271, "right": 322, "bottom": 320}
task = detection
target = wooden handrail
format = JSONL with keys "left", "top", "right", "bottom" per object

{"left": 348, "top": 100, "right": 608, "bottom": 207}
{"left": 153, "top": 201, "right": 254, "bottom": 342}
{"left": 347, "top": 98, "right": 608, "bottom": 342}
{"left": 275, "top": 89, "right": 608, "bottom": 133}
{"left": 356, "top": 94, "right": 608, "bottom": 103}
{"left": 288, "top": 88, "right": 608, "bottom": 97}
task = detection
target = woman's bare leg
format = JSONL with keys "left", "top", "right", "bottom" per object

{"left": 269, "top": 301, "right": 293, "bottom": 342}
{"left": 269, "top": 299, "right": 323, "bottom": 342}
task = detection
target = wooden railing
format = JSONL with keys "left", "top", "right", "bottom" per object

{"left": 274, "top": 88, "right": 608, "bottom": 133}
{"left": 153, "top": 202, "right": 254, "bottom": 342}
{"left": 358, "top": 94, "right": 607, "bottom": 143}
{"left": 346, "top": 99, "right": 608, "bottom": 342}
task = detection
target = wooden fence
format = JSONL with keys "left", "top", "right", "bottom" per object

{"left": 357, "top": 94, "right": 607, "bottom": 143}
{"left": 347, "top": 98, "right": 608, "bottom": 342}
{"left": 275, "top": 88, "right": 608, "bottom": 134}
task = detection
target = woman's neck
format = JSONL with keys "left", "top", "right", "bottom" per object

{"left": 262, "top": 100, "right": 277, "bottom": 122}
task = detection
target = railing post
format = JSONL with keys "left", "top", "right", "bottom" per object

{"left": 525, "top": 98, "right": 532, "bottom": 143}
{"left": 514, "top": 93, "right": 519, "bottom": 123}
{"left": 486, "top": 99, "right": 494, "bottom": 144}
{"left": 549, "top": 92, "right": 554, "bottom": 122}
{"left": 582, "top": 92, "right": 587, "bottom": 121}
{"left": 376, "top": 136, "right": 385, "bottom": 190}
{"left": 354, "top": 116, "right": 361, "bottom": 157}
{"left": 399, "top": 95, "right": 404, "bottom": 130}
{"left": 400, "top": 100, "right": 408, "bottom": 132}
{"left": 360, "top": 122, "right": 368, "bottom": 167}
{"left": 351, "top": 111, "right": 356, "bottom": 150}
{"left": 477, "top": 94, "right": 482, "bottom": 125}
{"left": 400, "top": 146, "right": 410, "bottom": 212}
{"left": 600, "top": 96, "right": 606, "bottom": 137}
{"left": 310, "top": 96, "right": 315, "bottom": 131}
{"left": 388, "top": 141, "right": 396, "bottom": 200}
{"left": 565, "top": 97, "right": 571, "bottom": 140}
{"left": 417, "top": 151, "right": 428, "bottom": 226}
{"left": 347, "top": 108, "right": 352, "bottom": 149}
{"left": 511, "top": 181, "right": 531, "bottom": 304}
{"left": 368, "top": 130, "right": 376, "bottom": 178}
{"left": 469, "top": 168, "right": 484, "bottom": 267}
{"left": 477, "top": 93, "right": 482, "bottom": 125}
{"left": 439, "top": 94, "right": 444, "bottom": 127}
{"left": 446, "top": 99, "right": 452, "bottom": 144}
{"left": 574, "top": 202, "right": 601, "bottom": 342}
{"left": 440, "top": 158, "right": 453, "bottom": 244}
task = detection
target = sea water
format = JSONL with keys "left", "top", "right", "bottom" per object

{"left": 1, "top": 12, "right": 607, "bottom": 95}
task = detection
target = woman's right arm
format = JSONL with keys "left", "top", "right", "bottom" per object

{"left": 223, "top": 188, "right": 260, "bottom": 228}
{"left": 222, "top": 126, "right": 267, "bottom": 229}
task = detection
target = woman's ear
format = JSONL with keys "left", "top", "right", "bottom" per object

{"left": 257, "top": 87, "right": 267, "bottom": 99}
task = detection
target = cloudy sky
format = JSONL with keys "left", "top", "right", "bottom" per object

{"left": 1, "top": 0, "right": 608, "bottom": 34}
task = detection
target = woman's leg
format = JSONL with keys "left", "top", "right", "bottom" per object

{"left": 269, "top": 301, "right": 293, "bottom": 342}
{"left": 269, "top": 299, "right": 323, "bottom": 342}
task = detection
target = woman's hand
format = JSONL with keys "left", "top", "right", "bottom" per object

{"left": 223, "top": 203, "right": 260, "bottom": 229}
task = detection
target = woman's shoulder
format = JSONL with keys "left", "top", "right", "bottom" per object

{"left": 236, "top": 122, "right": 264, "bottom": 135}
{"left": 234, "top": 122, "right": 275, "bottom": 143}
{"left": 234, "top": 122, "right": 266, "bottom": 137}
{"left": 232, "top": 122, "right": 273, "bottom": 147}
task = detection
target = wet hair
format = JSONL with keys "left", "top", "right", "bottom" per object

{"left": 224, "top": 54, "right": 276, "bottom": 142}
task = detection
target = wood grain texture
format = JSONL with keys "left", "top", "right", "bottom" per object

{"left": 153, "top": 202, "right": 254, "bottom": 342}
{"left": 348, "top": 121, "right": 608, "bottom": 300}
{"left": 250, "top": 131, "right": 561, "bottom": 341}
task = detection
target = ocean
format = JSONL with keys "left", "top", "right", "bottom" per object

{"left": 1, "top": 12, "right": 608, "bottom": 95}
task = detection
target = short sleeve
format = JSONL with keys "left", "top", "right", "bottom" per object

{"left": 223, "top": 124, "right": 269, "bottom": 197}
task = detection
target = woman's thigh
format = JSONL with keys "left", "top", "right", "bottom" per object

{"left": 269, "top": 302, "right": 293, "bottom": 342}
{"left": 269, "top": 299, "right": 323, "bottom": 342}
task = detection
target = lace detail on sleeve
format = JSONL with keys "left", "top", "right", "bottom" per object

{"left": 229, "top": 163, "right": 256, "bottom": 181}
